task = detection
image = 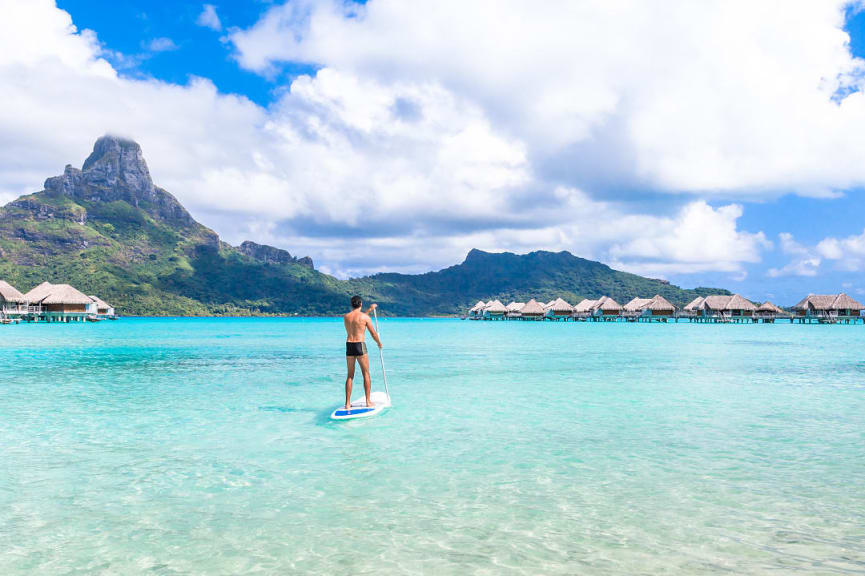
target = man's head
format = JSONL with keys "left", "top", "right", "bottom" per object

{"left": 351, "top": 295, "right": 363, "bottom": 309}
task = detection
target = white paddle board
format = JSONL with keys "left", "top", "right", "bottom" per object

{"left": 331, "top": 390, "right": 391, "bottom": 420}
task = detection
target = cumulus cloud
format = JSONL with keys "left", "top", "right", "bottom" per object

{"left": 767, "top": 232, "right": 822, "bottom": 277}
{"left": 0, "top": 0, "right": 792, "bottom": 279}
{"left": 196, "top": 4, "right": 221, "bottom": 32}
{"left": 817, "top": 228, "right": 865, "bottom": 270}
{"left": 146, "top": 37, "right": 179, "bottom": 52}
{"left": 230, "top": 0, "right": 865, "bottom": 198}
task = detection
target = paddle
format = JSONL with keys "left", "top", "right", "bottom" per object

{"left": 372, "top": 307, "right": 391, "bottom": 404}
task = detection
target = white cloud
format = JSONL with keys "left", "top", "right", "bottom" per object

{"left": 817, "top": 228, "right": 865, "bottom": 270}
{"left": 0, "top": 0, "right": 784, "bottom": 279}
{"left": 146, "top": 37, "right": 178, "bottom": 52}
{"left": 196, "top": 4, "right": 222, "bottom": 32}
{"left": 230, "top": 0, "right": 865, "bottom": 198}
{"left": 608, "top": 202, "right": 771, "bottom": 277}
{"left": 767, "top": 232, "right": 822, "bottom": 277}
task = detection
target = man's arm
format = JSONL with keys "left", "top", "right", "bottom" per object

{"left": 366, "top": 315, "right": 382, "bottom": 348}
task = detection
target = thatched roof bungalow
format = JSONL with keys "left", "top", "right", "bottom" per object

{"left": 89, "top": 295, "right": 115, "bottom": 316}
{"left": 682, "top": 297, "right": 705, "bottom": 316}
{"left": 794, "top": 293, "right": 864, "bottom": 318}
{"left": 483, "top": 299, "right": 508, "bottom": 319}
{"left": 24, "top": 282, "right": 94, "bottom": 315}
{"left": 520, "top": 299, "right": 545, "bottom": 319}
{"left": 591, "top": 296, "right": 622, "bottom": 316}
{"left": 505, "top": 301, "right": 525, "bottom": 318}
{"left": 545, "top": 297, "right": 573, "bottom": 319}
{"left": 696, "top": 294, "right": 756, "bottom": 318}
{"left": 623, "top": 295, "right": 676, "bottom": 317}
{"left": 623, "top": 297, "right": 653, "bottom": 313}
{"left": 0, "top": 280, "right": 26, "bottom": 306}
{"left": 468, "top": 300, "right": 486, "bottom": 316}
{"left": 573, "top": 298, "right": 597, "bottom": 318}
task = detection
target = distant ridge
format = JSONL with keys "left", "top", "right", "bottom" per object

{"left": 0, "top": 136, "right": 730, "bottom": 315}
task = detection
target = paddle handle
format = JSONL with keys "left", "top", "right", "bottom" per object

{"left": 372, "top": 308, "right": 391, "bottom": 403}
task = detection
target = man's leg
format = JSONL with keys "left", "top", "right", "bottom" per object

{"left": 345, "top": 356, "right": 356, "bottom": 409}
{"left": 358, "top": 354, "right": 373, "bottom": 407}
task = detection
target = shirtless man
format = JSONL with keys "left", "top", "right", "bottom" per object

{"left": 344, "top": 295, "right": 382, "bottom": 410}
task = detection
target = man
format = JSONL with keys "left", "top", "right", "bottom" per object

{"left": 344, "top": 295, "right": 382, "bottom": 410}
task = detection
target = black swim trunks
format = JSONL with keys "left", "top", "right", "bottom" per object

{"left": 346, "top": 341, "right": 368, "bottom": 357}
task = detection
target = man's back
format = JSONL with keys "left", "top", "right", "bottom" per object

{"left": 344, "top": 309, "right": 369, "bottom": 342}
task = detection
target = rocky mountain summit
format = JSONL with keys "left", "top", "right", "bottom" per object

{"left": 41, "top": 136, "right": 195, "bottom": 225}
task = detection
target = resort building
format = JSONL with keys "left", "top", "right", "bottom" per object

{"left": 505, "top": 302, "right": 525, "bottom": 319}
{"left": 793, "top": 293, "right": 864, "bottom": 323}
{"left": 482, "top": 300, "right": 508, "bottom": 320}
{"left": 693, "top": 294, "right": 757, "bottom": 322}
{"left": 23, "top": 282, "right": 95, "bottom": 322}
{"left": 755, "top": 301, "right": 786, "bottom": 323}
{"left": 519, "top": 299, "right": 545, "bottom": 320}
{"left": 468, "top": 300, "right": 486, "bottom": 318}
{"left": 623, "top": 295, "right": 676, "bottom": 321}
{"left": 590, "top": 296, "right": 622, "bottom": 320}
{"left": 545, "top": 298, "right": 574, "bottom": 320}
{"left": 1, "top": 280, "right": 29, "bottom": 323}
{"left": 89, "top": 295, "right": 116, "bottom": 318}
{"left": 573, "top": 299, "right": 597, "bottom": 319}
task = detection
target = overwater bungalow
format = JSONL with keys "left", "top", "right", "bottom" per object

{"left": 545, "top": 298, "right": 573, "bottom": 320}
{"left": 467, "top": 300, "right": 486, "bottom": 318}
{"left": 89, "top": 295, "right": 116, "bottom": 319}
{"left": 681, "top": 296, "right": 705, "bottom": 318}
{"left": 624, "top": 294, "right": 676, "bottom": 321}
{"left": 573, "top": 298, "right": 597, "bottom": 320}
{"left": 519, "top": 299, "right": 545, "bottom": 320}
{"left": 754, "top": 301, "right": 786, "bottom": 323}
{"left": 793, "top": 293, "right": 864, "bottom": 324}
{"left": 1, "top": 280, "right": 26, "bottom": 309}
{"left": 482, "top": 299, "right": 508, "bottom": 320}
{"left": 693, "top": 294, "right": 756, "bottom": 322}
{"left": 23, "top": 282, "right": 94, "bottom": 323}
{"left": 591, "top": 296, "right": 623, "bottom": 320}
{"left": 505, "top": 301, "right": 525, "bottom": 319}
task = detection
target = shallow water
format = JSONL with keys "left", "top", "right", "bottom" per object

{"left": 1, "top": 318, "right": 864, "bottom": 575}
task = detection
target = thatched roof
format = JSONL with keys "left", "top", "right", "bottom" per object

{"left": 90, "top": 295, "right": 113, "bottom": 310}
{"left": 0, "top": 280, "right": 26, "bottom": 303}
{"left": 684, "top": 296, "right": 704, "bottom": 311}
{"left": 757, "top": 301, "right": 784, "bottom": 314}
{"left": 702, "top": 295, "right": 732, "bottom": 310}
{"left": 793, "top": 293, "right": 862, "bottom": 311}
{"left": 623, "top": 297, "right": 652, "bottom": 312}
{"left": 485, "top": 299, "right": 507, "bottom": 313}
{"left": 574, "top": 299, "right": 597, "bottom": 313}
{"left": 724, "top": 294, "right": 756, "bottom": 311}
{"left": 24, "top": 282, "right": 93, "bottom": 305}
{"left": 832, "top": 293, "right": 864, "bottom": 310}
{"left": 520, "top": 299, "right": 545, "bottom": 315}
{"left": 469, "top": 300, "right": 485, "bottom": 312}
{"left": 547, "top": 297, "right": 573, "bottom": 313}
{"left": 647, "top": 294, "right": 676, "bottom": 312}
{"left": 506, "top": 302, "right": 525, "bottom": 312}
{"left": 594, "top": 296, "right": 622, "bottom": 312}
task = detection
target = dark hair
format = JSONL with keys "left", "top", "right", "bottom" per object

{"left": 351, "top": 295, "right": 363, "bottom": 309}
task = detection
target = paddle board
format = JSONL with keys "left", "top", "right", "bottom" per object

{"left": 331, "top": 390, "right": 391, "bottom": 420}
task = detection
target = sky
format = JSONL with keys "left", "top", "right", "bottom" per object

{"left": 2, "top": 1, "right": 865, "bottom": 304}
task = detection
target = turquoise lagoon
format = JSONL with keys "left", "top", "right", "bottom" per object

{"left": 1, "top": 318, "right": 864, "bottom": 575}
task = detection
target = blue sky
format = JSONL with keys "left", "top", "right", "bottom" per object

{"left": 4, "top": 1, "right": 865, "bottom": 304}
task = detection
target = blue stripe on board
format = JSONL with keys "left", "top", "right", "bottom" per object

{"left": 335, "top": 407, "right": 375, "bottom": 416}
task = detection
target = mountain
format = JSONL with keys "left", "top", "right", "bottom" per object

{"left": 0, "top": 136, "right": 728, "bottom": 315}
